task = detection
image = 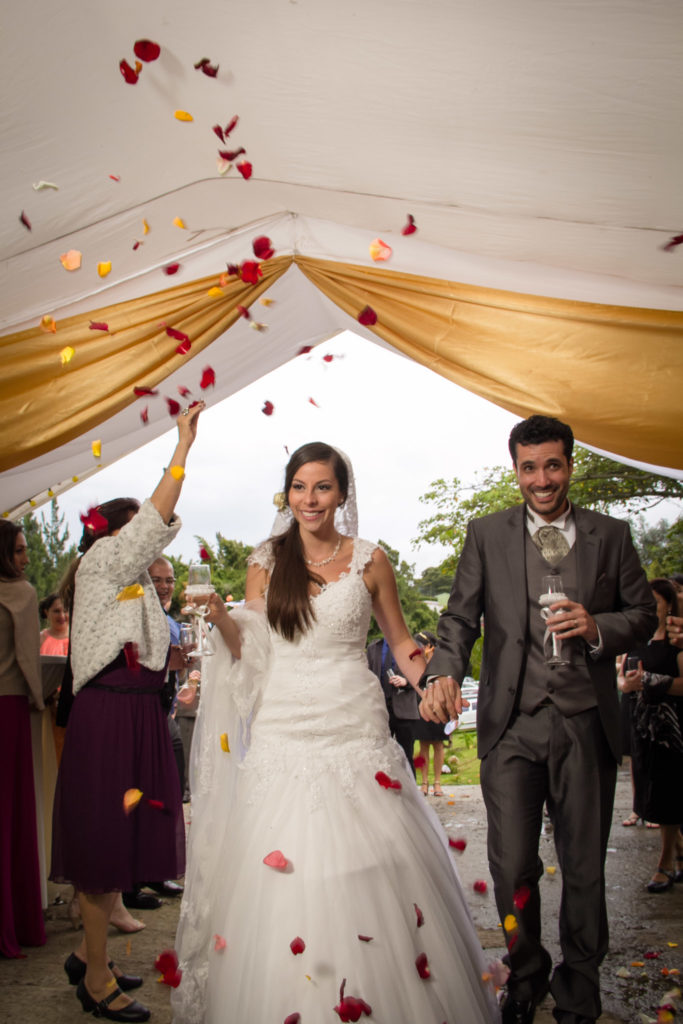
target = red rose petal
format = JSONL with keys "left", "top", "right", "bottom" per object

{"left": 473, "top": 879, "right": 488, "bottom": 894}
{"left": 448, "top": 837, "right": 467, "bottom": 852}
{"left": 134, "top": 39, "right": 161, "bottom": 62}
{"left": 79, "top": 507, "right": 109, "bottom": 537}
{"left": 140, "top": 406, "right": 149, "bottom": 424}
{"left": 164, "top": 262, "right": 181, "bottom": 275}
{"left": 124, "top": 641, "right": 140, "bottom": 672}
{"left": 253, "top": 235, "right": 275, "bottom": 260}
{"left": 358, "top": 306, "right": 377, "bottom": 326}
{"left": 290, "top": 936, "right": 305, "bottom": 955}
{"left": 358, "top": 934, "right": 373, "bottom": 942}
{"left": 109, "top": 174, "right": 120, "bottom": 182}
{"left": 263, "top": 849, "right": 289, "bottom": 870}
{"left": 414, "top": 903, "right": 424, "bottom": 927}
{"left": 178, "top": 386, "right": 192, "bottom": 398}
{"left": 133, "top": 386, "right": 158, "bottom": 397}
{"left": 413, "top": 754, "right": 426, "bottom": 769}
{"left": 154, "top": 950, "right": 178, "bottom": 974}
{"left": 201, "top": 62, "right": 219, "bottom": 78}
{"left": 218, "top": 148, "right": 246, "bottom": 161}
{"left": 226, "top": 263, "right": 239, "bottom": 276}
{"left": 236, "top": 304, "right": 251, "bottom": 320}
{"left": 20, "top": 210, "right": 31, "bottom": 231}
{"left": 297, "top": 345, "right": 313, "bottom": 355}
{"left": 212, "top": 124, "right": 225, "bottom": 143}
{"left": 224, "top": 115, "right": 239, "bottom": 137}
{"left": 147, "top": 798, "right": 165, "bottom": 810}
{"left": 644, "top": 950, "right": 661, "bottom": 959}
{"left": 513, "top": 884, "right": 530, "bottom": 910}
{"left": 166, "top": 327, "right": 189, "bottom": 343}
{"left": 308, "top": 397, "right": 320, "bottom": 408}
{"left": 262, "top": 400, "right": 274, "bottom": 416}
{"left": 661, "top": 233, "right": 683, "bottom": 252}
{"left": 200, "top": 366, "right": 215, "bottom": 389}
{"left": 323, "top": 354, "right": 335, "bottom": 363}
{"left": 119, "top": 59, "right": 139, "bottom": 84}
{"left": 89, "top": 321, "right": 109, "bottom": 331}
{"left": 166, "top": 398, "right": 181, "bottom": 417}
{"left": 174, "top": 340, "right": 190, "bottom": 355}
{"left": 415, "top": 952, "right": 430, "bottom": 979}
{"left": 402, "top": 213, "right": 417, "bottom": 235}
{"left": 133, "top": 240, "right": 141, "bottom": 251}
{"left": 236, "top": 161, "right": 252, "bottom": 180}
{"left": 284, "top": 1016, "right": 301, "bottom": 1024}
{"left": 199, "top": 547, "right": 210, "bottom": 563}
{"left": 239, "top": 260, "right": 262, "bottom": 284}
{"left": 375, "top": 770, "right": 401, "bottom": 791}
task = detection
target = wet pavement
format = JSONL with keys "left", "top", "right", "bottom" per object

{"left": 1, "top": 760, "right": 681, "bottom": 1023}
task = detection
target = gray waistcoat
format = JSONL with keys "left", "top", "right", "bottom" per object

{"left": 519, "top": 535, "right": 597, "bottom": 715}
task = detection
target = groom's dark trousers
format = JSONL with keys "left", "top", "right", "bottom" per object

{"left": 428, "top": 503, "right": 655, "bottom": 1020}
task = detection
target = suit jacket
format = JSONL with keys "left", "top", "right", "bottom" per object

{"left": 366, "top": 638, "right": 419, "bottom": 720}
{"left": 428, "top": 504, "right": 657, "bottom": 761}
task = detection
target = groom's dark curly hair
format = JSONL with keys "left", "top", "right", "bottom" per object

{"left": 508, "top": 415, "right": 574, "bottom": 465}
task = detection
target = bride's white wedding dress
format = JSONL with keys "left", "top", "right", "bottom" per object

{"left": 173, "top": 539, "right": 499, "bottom": 1023}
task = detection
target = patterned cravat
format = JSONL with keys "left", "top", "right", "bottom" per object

{"left": 532, "top": 525, "right": 570, "bottom": 567}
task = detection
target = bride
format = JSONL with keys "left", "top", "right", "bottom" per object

{"left": 173, "top": 442, "right": 499, "bottom": 1023}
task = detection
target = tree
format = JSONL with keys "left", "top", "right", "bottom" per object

{"left": 168, "top": 535, "right": 254, "bottom": 616}
{"left": 366, "top": 540, "right": 439, "bottom": 644}
{"left": 632, "top": 517, "right": 683, "bottom": 578}
{"left": 416, "top": 446, "right": 683, "bottom": 574}
{"left": 21, "top": 499, "right": 77, "bottom": 599}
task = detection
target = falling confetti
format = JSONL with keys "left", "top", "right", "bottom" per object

{"left": 109, "top": 174, "right": 121, "bottom": 182}
{"left": 97, "top": 261, "right": 112, "bottom": 278}
{"left": 19, "top": 210, "right": 31, "bottom": 231}
{"left": 214, "top": 935, "right": 226, "bottom": 951}
{"left": 123, "top": 788, "right": 143, "bottom": 814}
{"left": 40, "top": 315, "right": 57, "bottom": 333}
{"left": 253, "top": 236, "right": 275, "bottom": 260}
{"left": 334, "top": 979, "right": 372, "bottom": 1022}
{"left": 199, "top": 546, "right": 211, "bottom": 562}
{"left": 284, "top": 1015, "right": 301, "bottom": 1024}
{"left": 134, "top": 39, "right": 161, "bottom": 62}
{"left": 32, "top": 180, "right": 59, "bottom": 191}
{"left": 236, "top": 161, "right": 253, "bottom": 179}
{"left": 166, "top": 398, "right": 181, "bottom": 417}
{"left": 143, "top": 219, "right": 150, "bottom": 235}
{"left": 415, "top": 953, "right": 430, "bottom": 979}
{"left": 375, "top": 770, "right": 401, "bottom": 791}
{"left": 358, "top": 935, "right": 373, "bottom": 943}
{"left": 402, "top": 214, "right": 417, "bottom": 235}
{"left": 60, "top": 250, "right": 82, "bottom": 271}
{"left": 89, "top": 321, "right": 109, "bottom": 331}
{"left": 178, "top": 386, "right": 192, "bottom": 398}
{"left": 174, "top": 110, "right": 194, "bottom": 122}
{"left": 290, "top": 937, "right": 305, "bottom": 955}
{"left": 414, "top": 903, "right": 424, "bottom": 927}
{"left": 116, "top": 584, "right": 145, "bottom": 601}
{"left": 513, "top": 885, "right": 531, "bottom": 909}
{"left": 60, "top": 346, "right": 75, "bottom": 365}
{"left": 308, "top": 397, "right": 320, "bottom": 408}
{"left": 661, "top": 233, "right": 683, "bottom": 253}
{"left": 91, "top": 440, "right": 102, "bottom": 459}
{"left": 503, "top": 914, "right": 518, "bottom": 933}
{"left": 207, "top": 286, "right": 224, "bottom": 297}
{"left": 473, "top": 880, "right": 488, "bottom": 893}
{"left": 546, "top": 866, "right": 557, "bottom": 875}
{"left": 262, "top": 400, "right": 274, "bottom": 416}
{"left": 164, "top": 263, "right": 181, "bottom": 275}
{"left": 219, "top": 147, "right": 246, "bottom": 162}
{"left": 119, "top": 59, "right": 139, "bottom": 85}
{"left": 369, "top": 238, "right": 392, "bottom": 261}
{"left": 173, "top": 217, "right": 187, "bottom": 229}
{"left": 448, "top": 837, "right": 467, "bottom": 852}
{"left": 194, "top": 57, "right": 219, "bottom": 77}
{"left": 297, "top": 345, "right": 313, "bottom": 355}
{"left": 133, "top": 386, "right": 158, "bottom": 397}
{"left": 358, "top": 306, "right": 377, "bottom": 326}
{"left": 220, "top": 733, "right": 230, "bottom": 752}
{"left": 200, "top": 366, "right": 215, "bottom": 389}
{"left": 263, "top": 850, "right": 289, "bottom": 871}
{"left": 140, "top": 407, "right": 149, "bottom": 424}
{"left": 155, "top": 949, "right": 182, "bottom": 988}
{"left": 170, "top": 466, "right": 185, "bottom": 481}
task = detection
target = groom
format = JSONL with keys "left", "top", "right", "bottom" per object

{"left": 421, "top": 415, "right": 655, "bottom": 1024}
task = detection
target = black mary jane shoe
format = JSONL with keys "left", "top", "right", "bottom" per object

{"left": 65, "top": 953, "right": 143, "bottom": 991}
{"left": 76, "top": 979, "right": 150, "bottom": 1022}
{"left": 674, "top": 856, "right": 683, "bottom": 884}
{"left": 646, "top": 867, "right": 675, "bottom": 893}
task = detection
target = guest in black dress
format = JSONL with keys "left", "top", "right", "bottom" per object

{"left": 51, "top": 402, "right": 203, "bottom": 1022}
{"left": 618, "top": 577, "right": 683, "bottom": 893}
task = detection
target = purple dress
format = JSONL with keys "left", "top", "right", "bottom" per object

{"left": 51, "top": 651, "right": 185, "bottom": 893}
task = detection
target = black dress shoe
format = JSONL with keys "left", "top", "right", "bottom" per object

{"left": 122, "top": 890, "right": 163, "bottom": 910}
{"left": 64, "top": 953, "right": 143, "bottom": 991}
{"left": 646, "top": 867, "right": 675, "bottom": 893}
{"left": 76, "top": 979, "right": 151, "bottom": 1021}
{"left": 501, "top": 995, "right": 537, "bottom": 1024}
{"left": 144, "top": 879, "right": 184, "bottom": 897}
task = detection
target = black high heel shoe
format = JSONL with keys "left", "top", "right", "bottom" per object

{"left": 65, "top": 953, "right": 143, "bottom": 991}
{"left": 76, "top": 979, "right": 151, "bottom": 1022}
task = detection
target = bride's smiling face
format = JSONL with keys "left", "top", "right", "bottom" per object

{"left": 288, "top": 460, "right": 342, "bottom": 534}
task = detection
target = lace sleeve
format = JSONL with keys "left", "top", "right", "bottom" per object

{"left": 247, "top": 538, "right": 275, "bottom": 572}
{"left": 351, "top": 537, "right": 379, "bottom": 575}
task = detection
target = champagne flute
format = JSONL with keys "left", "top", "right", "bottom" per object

{"left": 179, "top": 623, "right": 197, "bottom": 661}
{"left": 539, "top": 574, "right": 570, "bottom": 666}
{"left": 184, "top": 563, "right": 215, "bottom": 658}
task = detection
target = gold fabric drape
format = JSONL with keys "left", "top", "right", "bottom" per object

{"left": 0, "top": 257, "right": 292, "bottom": 473}
{"left": 296, "top": 258, "right": 683, "bottom": 470}
{"left": 1, "top": 256, "right": 682, "bottom": 480}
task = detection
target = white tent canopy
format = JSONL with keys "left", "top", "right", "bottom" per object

{"left": 2, "top": 0, "right": 682, "bottom": 515}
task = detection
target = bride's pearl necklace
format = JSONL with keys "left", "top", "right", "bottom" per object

{"left": 304, "top": 535, "right": 342, "bottom": 567}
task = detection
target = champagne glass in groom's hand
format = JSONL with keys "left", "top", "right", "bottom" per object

{"left": 539, "top": 574, "right": 571, "bottom": 666}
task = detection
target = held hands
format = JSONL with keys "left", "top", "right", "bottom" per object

{"left": 419, "top": 676, "right": 468, "bottom": 725}
{"left": 545, "top": 599, "right": 598, "bottom": 645}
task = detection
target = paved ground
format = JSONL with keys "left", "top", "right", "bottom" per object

{"left": 1, "top": 761, "right": 681, "bottom": 1023}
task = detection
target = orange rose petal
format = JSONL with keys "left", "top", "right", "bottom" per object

{"left": 174, "top": 110, "right": 194, "bottom": 122}
{"left": 60, "top": 250, "right": 82, "bottom": 271}
{"left": 173, "top": 217, "right": 186, "bottom": 229}
{"left": 123, "top": 788, "right": 143, "bottom": 814}
{"left": 369, "top": 238, "right": 392, "bottom": 261}
{"left": 97, "top": 261, "right": 112, "bottom": 278}
{"left": 40, "top": 315, "right": 57, "bottom": 333}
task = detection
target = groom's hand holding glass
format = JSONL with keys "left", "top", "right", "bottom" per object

{"left": 543, "top": 598, "right": 599, "bottom": 644}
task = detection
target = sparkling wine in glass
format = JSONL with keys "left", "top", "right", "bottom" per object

{"left": 539, "top": 574, "right": 570, "bottom": 666}
{"left": 178, "top": 623, "right": 197, "bottom": 660}
{"left": 184, "top": 563, "right": 215, "bottom": 658}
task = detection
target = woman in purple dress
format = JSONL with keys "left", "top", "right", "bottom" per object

{"left": 51, "top": 402, "right": 203, "bottom": 1022}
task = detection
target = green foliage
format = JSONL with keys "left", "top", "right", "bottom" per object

{"left": 366, "top": 539, "right": 440, "bottom": 643}
{"left": 632, "top": 517, "right": 683, "bottom": 578}
{"left": 416, "top": 446, "right": 683, "bottom": 573}
{"left": 21, "top": 500, "right": 77, "bottom": 600}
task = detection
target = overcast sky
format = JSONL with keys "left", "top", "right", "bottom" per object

{"left": 53, "top": 331, "right": 681, "bottom": 576}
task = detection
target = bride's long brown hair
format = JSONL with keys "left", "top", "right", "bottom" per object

{"left": 267, "top": 443, "right": 348, "bottom": 641}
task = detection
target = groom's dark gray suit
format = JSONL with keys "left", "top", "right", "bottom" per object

{"left": 428, "top": 502, "right": 655, "bottom": 1020}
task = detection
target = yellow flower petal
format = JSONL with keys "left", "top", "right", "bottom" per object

{"left": 143, "top": 219, "right": 150, "bottom": 235}
{"left": 207, "top": 286, "right": 224, "bottom": 298}
{"left": 169, "top": 465, "right": 185, "bottom": 480}
{"left": 174, "top": 110, "right": 194, "bottom": 122}
{"left": 60, "top": 346, "right": 75, "bottom": 365}
{"left": 216, "top": 157, "right": 231, "bottom": 176}
{"left": 91, "top": 440, "right": 102, "bottom": 459}
{"left": 40, "top": 314, "right": 57, "bottom": 333}
{"left": 220, "top": 733, "right": 230, "bottom": 752}
{"left": 546, "top": 866, "right": 557, "bottom": 875}
{"left": 259, "top": 297, "right": 275, "bottom": 307}
{"left": 116, "top": 583, "right": 145, "bottom": 602}
{"left": 60, "top": 249, "right": 82, "bottom": 271}
{"left": 123, "top": 788, "right": 143, "bottom": 814}
{"left": 173, "top": 217, "right": 186, "bottom": 229}
{"left": 668, "top": 942, "right": 679, "bottom": 948}
{"left": 97, "top": 261, "right": 112, "bottom": 278}
{"left": 503, "top": 914, "right": 518, "bottom": 932}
